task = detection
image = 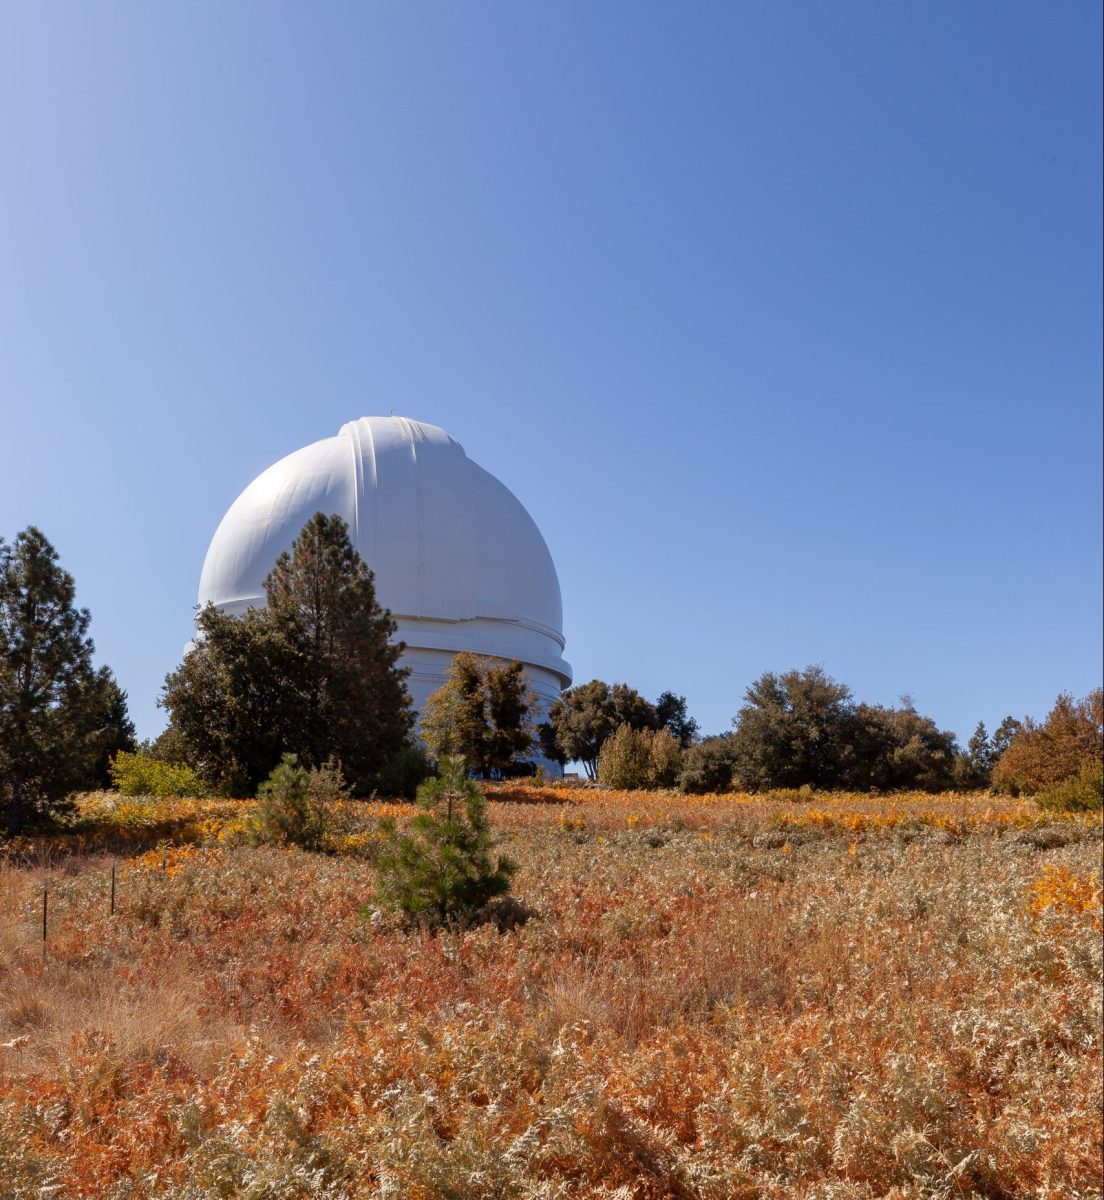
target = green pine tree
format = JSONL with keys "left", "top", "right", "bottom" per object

{"left": 89, "top": 669, "right": 137, "bottom": 788}
{"left": 253, "top": 753, "right": 348, "bottom": 850}
{"left": 260, "top": 512, "right": 414, "bottom": 789}
{"left": 161, "top": 601, "right": 304, "bottom": 796}
{"left": 0, "top": 527, "right": 122, "bottom": 834}
{"left": 374, "top": 757, "right": 515, "bottom": 925}
{"left": 162, "top": 513, "right": 414, "bottom": 795}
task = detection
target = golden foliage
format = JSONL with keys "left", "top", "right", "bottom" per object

{"left": 127, "top": 843, "right": 223, "bottom": 879}
{"left": 1028, "top": 864, "right": 1103, "bottom": 931}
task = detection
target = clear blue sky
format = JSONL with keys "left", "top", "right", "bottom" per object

{"left": 1, "top": 2, "right": 1100, "bottom": 745}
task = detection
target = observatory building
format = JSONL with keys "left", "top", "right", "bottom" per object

{"left": 197, "top": 416, "right": 571, "bottom": 766}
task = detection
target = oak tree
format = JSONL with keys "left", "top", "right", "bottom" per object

{"left": 420, "top": 652, "right": 536, "bottom": 778}
{"left": 541, "top": 680, "right": 658, "bottom": 779}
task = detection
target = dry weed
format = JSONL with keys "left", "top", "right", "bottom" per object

{"left": 0, "top": 788, "right": 1098, "bottom": 1198}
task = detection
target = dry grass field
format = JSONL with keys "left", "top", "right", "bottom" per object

{"left": 1, "top": 785, "right": 1100, "bottom": 1199}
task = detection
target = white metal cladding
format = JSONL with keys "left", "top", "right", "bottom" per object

{"left": 198, "top": 416, "right": 572, "bottom": 708}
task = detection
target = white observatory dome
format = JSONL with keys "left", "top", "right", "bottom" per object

{"left": 198, "top": 416, "right": 571, "bottom": 764}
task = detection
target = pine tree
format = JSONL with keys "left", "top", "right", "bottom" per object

{"left": 485, "top": 660, "right": 535, "bottom": 775}
{"left": 89, "top": 669, "right": 137, "bottom": 787}
{"left": 991, "top": 715, "right": 1023, "bottom": 762}
{"left": 374, "top": 757, "right": 515, "bottom": 924}
{"left": 967, "top": 721, "right": 991, "bottom": 768}
{"left": 253, "top": 753, "right": 348, "bottom": 850}
{"left": 161, "top": 603, "right": 303, "bottom": 796}
{"left": 0, "top": 528, "right": 122, "bottom": 834}
{"left": 419, "top": 653, "right": 488, "bottom": 766}
{"left": 162, "top": 513, "right": 414, "bottom": 795}
{"left": 263, "top": 513, "right": 413, "bottom": 788}
{"left": 966, "top": 721, "right": 994, "bottom": 783}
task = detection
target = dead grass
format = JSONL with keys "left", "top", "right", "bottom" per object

{"left": 0, "top": 788, "right": 1100, "bottom": 1198}
{"left": 1, "top": 866, "right": 247, "bottom": 1081}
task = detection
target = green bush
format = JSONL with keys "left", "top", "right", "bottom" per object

{"left": 597, "top": 724, "right": 683, "bottom": 789}
{"left": 254, "top": 754, "right": 348, "bottom": 850}
{"left": 374, "top": 757, "right": 515, "bottom": 925}
{"left": 678, "top": 737, "right": 735, "bottom": 794}
{"left": 1035, "top": 759, "right": 1103, "bottom": 813}
{"left": 109, "top": 750, "right": 209, "bottom": 798}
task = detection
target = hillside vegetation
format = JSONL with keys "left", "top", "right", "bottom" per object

{"left": 1, "top": 785, "right": 1100, "bottom": 1199}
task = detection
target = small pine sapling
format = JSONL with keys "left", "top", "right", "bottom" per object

{"left": 254, "top": 754, "right": 347, "bottom": 850}
{"left": 374, "top": 756, "right": 515, "bottom": 925}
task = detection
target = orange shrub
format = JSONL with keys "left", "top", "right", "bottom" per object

{"left": 993, "top": 689, "right": 1103, "bottom": 795}
{"left": 1028, "top": 864, "right": 1103, "bottom": 930}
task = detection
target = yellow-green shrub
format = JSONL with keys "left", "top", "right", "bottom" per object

{"left": 109, "top": 750, "right": 209, "bottom": 798}
{"left": 598, "top": 724, "right": 682, "bottom": 789}
{"left": 1035, "top": 759, "right": 1103, "bottom": 813}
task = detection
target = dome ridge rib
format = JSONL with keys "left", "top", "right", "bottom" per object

{"left": 404, "top": 418, "right": 426, "bottom": 618}
{"left": 341, "top": 418, "right": 379, "bottom": 575}
{"left": 344, "top": 423, "right": 361, "bottom": 547}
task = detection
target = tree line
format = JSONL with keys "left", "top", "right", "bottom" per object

{"left": 543, "top": 671, "right": 1100, "bottom": 804}
{"left": 2, "top": 514, "right": 1101, "bottom": 837}
{"left": 545, "top": 666, "right": 1032, "bottom": 795}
